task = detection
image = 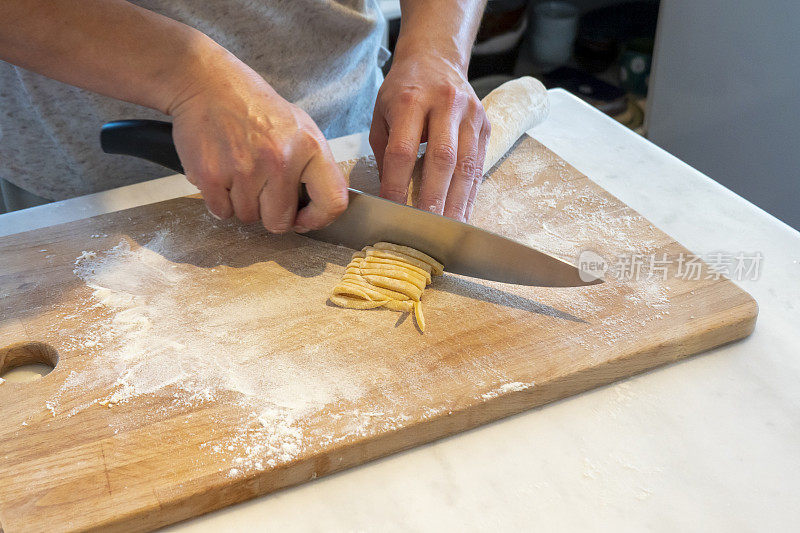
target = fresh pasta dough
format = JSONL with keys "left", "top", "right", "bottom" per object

{"left": 330, "top": 242, "right": 444, "bottom": 331}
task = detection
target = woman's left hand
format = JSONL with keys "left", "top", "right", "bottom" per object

{"left": 369, "top": 54, "right": 490, "bottom": 222}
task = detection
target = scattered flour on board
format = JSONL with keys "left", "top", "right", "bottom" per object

{"left": 59, "top": 229, "right": 374, "bottom": 475}
{"left": 473, "top": 150, "right": 662, "bottom": 262}
{"left": 480, "top": 381, "right": 534, "bottom": 400}
{"left": 471, "top": 145, "right": 672, "bottom": 349}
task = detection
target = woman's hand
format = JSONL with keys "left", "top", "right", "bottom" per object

{"left": 0, "top": 1, "right": 349, "bottom": 232}
{"left": 369, "top": 54, "right": 490, "bottom": 222}
{"left": 169, "top": 49, "right": 348, "bottom": 233}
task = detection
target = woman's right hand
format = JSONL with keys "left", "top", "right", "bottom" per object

{"left": 0, "top": 1, "right": 347, "bottom": 232}
{"left": 168, "top": 48, "right": 348, "bottom": 233}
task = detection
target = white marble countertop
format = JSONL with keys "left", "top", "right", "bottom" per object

{"left": 2, "top": 89, "right": 798, "bottom": 530}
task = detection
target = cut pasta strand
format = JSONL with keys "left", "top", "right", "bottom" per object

{"left": 373, "top": 242, "right": 444, "bottom": 275}
{"left": 364, "top": 257, "right": 432, "bottom": 283}
{"left": 364, "top": 248, "right": 433, "bottom": 275}
{"left": 330, "top": 294, "right": 386, "bottom": 309}
{"left": 330, "top": 242, "right": 443, "bottom": 332}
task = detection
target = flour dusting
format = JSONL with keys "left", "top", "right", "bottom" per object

{"left": 470, "top": 141, "right": 672, "bottom": 349}
{"left": 481, "top": 381, "right": 534, "bottom": 400}
{"left": 60, "top": 229, "right": 370, "bottom": 473}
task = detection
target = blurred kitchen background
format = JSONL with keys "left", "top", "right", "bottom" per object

{"left": 380, "top": 0, "right": 800, "bottom": 230}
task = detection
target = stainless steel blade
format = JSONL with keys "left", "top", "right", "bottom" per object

{"left": 307, "top": 189, "right": 602, "bottom": 287}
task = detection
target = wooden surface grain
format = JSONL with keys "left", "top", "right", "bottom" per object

{"left": 0, "top": 137, "right": 757, "bottom": 532}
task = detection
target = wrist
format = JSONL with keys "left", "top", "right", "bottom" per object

{"left": 392, "top": 40, "right": 469, "bottom": 77}
{"left": 393, "top": 35, "right": 471, "bottom": 76}
{"left": 161, "top": 31, "right": 260, "bottom": 116}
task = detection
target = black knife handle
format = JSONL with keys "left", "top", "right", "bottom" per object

{"left": 101, "top": 120, "right": 184, "bottom": 174}
{"left": 100, "top": 119, "right": 310, "bottom": 208}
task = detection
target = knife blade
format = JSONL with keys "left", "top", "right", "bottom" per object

{"left": 310, "top": 191, "right": 599, "bottom": 287}
{"left": 101, "top": 120, "right": 601, "bottom": 287}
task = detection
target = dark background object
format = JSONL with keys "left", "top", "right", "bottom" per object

{"left": 574, "top": 1, "right": 659, "bottom": 73}
{"left": 468, "top": 0, "right": 529, "bottom": 78}
{"left": 618, "top": 37, "right": 654, "bottom": 95}
{"left": 541, "top": 66, "right": 627, "bottom": 114}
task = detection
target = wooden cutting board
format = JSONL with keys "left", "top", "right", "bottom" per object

{"left": 0, "top": 136, "right": 757, "bottom": 532}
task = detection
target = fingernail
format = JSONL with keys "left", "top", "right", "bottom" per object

{"left": 293, "top": 225, "right": 310, "bottom": 234}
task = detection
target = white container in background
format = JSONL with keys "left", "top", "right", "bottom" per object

{"left": 531, "top": 1, "right": 579, "bottom": 67}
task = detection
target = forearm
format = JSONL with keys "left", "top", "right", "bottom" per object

{"left": 395, "top": 0, "right": 486, "bottom": 72}
{"left": 0, "top": 0, "right": 231, "bottom": 114}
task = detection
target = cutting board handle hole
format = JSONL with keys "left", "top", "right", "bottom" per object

{"left": 0, "top": 342, "right": 59, "bottom": 383}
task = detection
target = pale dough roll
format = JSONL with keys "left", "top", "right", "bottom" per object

{"left": 480, "top": 76, "right": 550, "bottom": 175}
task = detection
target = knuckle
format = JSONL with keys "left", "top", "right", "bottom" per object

{"left": 438, "top": 84, "right": 460, "bottom": 104}
{"left": 380, "top": 183, "right": 409, "bottom": 199}
{"left": 482, "top": 119, "right": 492, "bottom": 138}
{"left": 325, "top": 193, "right": 349, "bottom": 220}
{"left": 469, "top": 95, "right": 485, "bottom": 114}
{"left": 299, "top": 128, "right": 324, "bottom": 152}
{"left": 263, "top": 216, "right": 293, "bottom": 234}
{"left": 221, "top": 167, "right": 250, "bottom": 186}
{"left": 397, "top": 87, "right": 422, "bottom": 107}
{"left": 263, "top": 142, "right": 292, "bottom": 175}
{"left": 454, "top": 155, "right": 478, "bottom": 179}
{"left": 228, "top": 150, "right": 256, "bottom": 179}
{"left": 419, "top": 194, "right": 446, "bottom": 213}
{"left": 465, "top": 105, "right": 487, "bottom": 132}
{"left": 430, "top": 143, "right": 457, "bottom": 167}
{"left": 191, "top": 165, "right": 220, "bottom": 187}
{"left": 204, "top": 174, "right": 229, "bottom": 190}
{"left": 384, "top": 140, "right": 419, "bottom": 164}
{"left": 368, "top": 127, "right": 384, "bottom": 148}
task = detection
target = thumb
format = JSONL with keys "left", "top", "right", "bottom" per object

{"left": 293, "top": 150, "right": 348, "bottom": 232}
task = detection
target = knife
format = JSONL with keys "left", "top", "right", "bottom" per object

{"left": 101, "top": 120, "right": 601, "bottom": 287}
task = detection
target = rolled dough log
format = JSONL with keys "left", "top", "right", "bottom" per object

{"left": 479, "top": 76, "right": 550, "bottom": 175}
{"left": 409, "top": 76, "right": 549, "bottom": 206}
